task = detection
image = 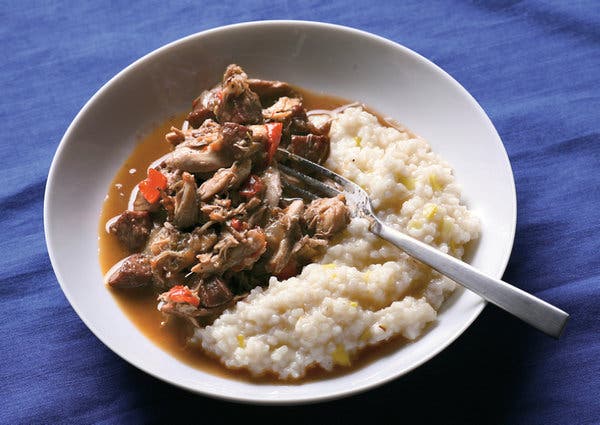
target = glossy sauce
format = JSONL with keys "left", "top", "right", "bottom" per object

{"left": 98, "top": 89, "right": 414, "bottom": 382}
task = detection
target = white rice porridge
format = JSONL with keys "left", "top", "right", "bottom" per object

{"left": 194, "top": 107, "right": 480, "bottom": 379}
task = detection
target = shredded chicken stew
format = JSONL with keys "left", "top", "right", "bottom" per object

{"left": 103, "top": 65, "right": 350, "bottom": 328}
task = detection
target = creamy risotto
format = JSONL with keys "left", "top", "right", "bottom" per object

{"left": 195, "top": 107, "right": 480, "bottom": 379}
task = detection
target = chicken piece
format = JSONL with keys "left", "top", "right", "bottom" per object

{"left": 290, "top": 108, "right": 329, "bottom": 135}
{"left": 197, "top": 159, "right": 252, "bottom": 201}
{"left": 108, "top": 210, "right": 153, "bottom": 251}
{"left": 200, "top": 198, "right": 233, "bottom": 222}
{"left": 157, "top": 285, "right": 205, "bottom": 326}
{"left": 221, "top": 122, "right": 264, "bottom": 158}
{"left": 172, "top": 172, "right": 199, "bottom": 229}
{"left": 150, "top": 249, "right": 192, "bottom": 288}
{"left": 146, "top": 224, "right": 218, "bottom": 288}
{"left": 105, "top": 254, "right": 154, "bottom": 288}
{"left": 164, "top": 126, "right": 187, "bottom": 147}
{"left": 188, "top": 226, "right": 219, "bottom": 253}
{"left": 187, "top": 68, "right": 293, "bottom": 129}
{"left": 200, "top": 197, "right": 261, "bottom": 223}
{"left": 166, "top": 146, "right": 231, "bottom": 174}
{"left": 291, "top": 235, "right": 328, "bottom": 261}
{"left": 193, "top": 235, "right": 237, "bottom": 276}
{"left": 215, "top": 64, "right": 263, "bottom": 125}
{"left": 187, "top": 87, "right": 220, "bottom": 128}
{"left": 148, "top": 224, "right": 216, "bottom": 255}
{"left": 165, "top": 120, "right": 262, "bottom": 173}
{"left": 262, "top": 96, "right": 303, "bottom": 122}
{"left": 157, "top": 279, "right": 243, "bottom": 327}
{"left": 178, "top": 119, "right": 222, "bottom": 150}
{"left": 260, "top": 166, "right": 282, "bottom": 208}
{"left": 267, "top": 236, "right": 328, "bottom": 280}
{"left": 304, "top": 195, "right": 350, "bottom": 238}
{"left": 147, "top": 224, "right": 182, "bottom": 255}
{"left": 247, "top": 78, "right": 298, "bottom": 105}
{"left": 264, "top": 200, "right": 305, "bottom": 274}
{"left": 247, "top": 123, "right": 268, "bottom": 144}
{"left": 191, "top": 228, "right": 267, "bottom": 277}
{"left": 246, "top": 206, "right": 268, "bottom": 228}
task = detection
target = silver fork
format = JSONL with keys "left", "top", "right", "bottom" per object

{"left": 277, "top": 148, "right": 569, "bottom": 338}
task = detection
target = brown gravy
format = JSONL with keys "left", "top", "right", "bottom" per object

{"left": 98, "top": 89, "right": 414, "bottom": 382}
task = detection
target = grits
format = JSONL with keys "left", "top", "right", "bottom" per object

{"left": 194, "top": 107, "right": 480, "bottom": 379}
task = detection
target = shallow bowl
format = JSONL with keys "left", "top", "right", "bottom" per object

{"left": 44, "top": 20, "right": 516, "bottom": 404}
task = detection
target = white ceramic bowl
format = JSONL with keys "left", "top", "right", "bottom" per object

{"left": 44, "top": 21, "right": 516, "bottom": 404}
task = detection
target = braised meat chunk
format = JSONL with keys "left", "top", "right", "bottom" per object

{"left": 172, "top": 172, "right": 199, "bottom": 229}
{"left": 165, "top": 120, "right": 260, "bottom": 173}
{"left": 262, "top": 96, "right": 303, "bottom": 122}
{"left": 187, "top": 87, "right": 220, "bottom": 128}
{"left": 247, "top": 78, "right": 298, "bottom": 104}
{"left": 304, "top": 195, "right": 350, "bottom": 238}
{"left": 197, "top": 276, "right": 234, "bottom": 309}
{"left": 191, "top": 227, "right": 267, "bottom": 277}
{"left": 108, "top": 210, "right": 153, "bottom": 251}
{"left": 215, "top": 64, "right": 263, "bottom": 125}
{"left": 104, "top": 64, "right": 350, "bottom": 330}
{"left": 290, "top": 134, "right": 330, "bottom": 165}
{"left": 105, "top": 254, "right": 154, "bottom": 288}
{"left": 264, "top": 200, "right": 305, "bottom": 274}
{"left": 197, "top": 159, "right": 252, "bottom": 201}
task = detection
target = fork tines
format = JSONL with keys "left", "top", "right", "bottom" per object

{"left": 276, "top": 148, "right": 359, "bottom": 201}
{"left": 277, "top": 148, "right": 373, "bottom": 218}
{"left": 276, "top": 148, "right": 350, "bottom": 187}
{"left": 278, "top": 163, "right": 340, "bottom": 199}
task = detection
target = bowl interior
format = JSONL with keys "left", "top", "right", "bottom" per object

{"left": 44, "top": 21, "right": 516, "bottom": 404}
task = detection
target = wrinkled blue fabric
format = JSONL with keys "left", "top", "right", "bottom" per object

{"left": 1, "top": 1, "right": 598, "bottom": 423}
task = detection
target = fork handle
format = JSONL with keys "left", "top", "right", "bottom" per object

{"left": 371, "top": 220, "right": 569, "bottom": 338}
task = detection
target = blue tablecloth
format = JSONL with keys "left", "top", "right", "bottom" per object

{"left": 1, "top": 1, "right": 598, "bottom": 423}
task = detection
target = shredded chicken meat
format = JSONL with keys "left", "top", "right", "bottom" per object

{"left": 104, "top": 64, "right": 350, "bottom": 326}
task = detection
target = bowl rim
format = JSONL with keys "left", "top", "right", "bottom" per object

{"left": 44, "top": 19, "right": 517, "bottom": 404}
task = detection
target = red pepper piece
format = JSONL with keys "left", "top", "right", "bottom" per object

{"left": 165, "top": 285, "right": 200, "bottom": 307}
{"left": 239, "top": 174, "right": 265, "bottom": 199}
{"left": 138, "top": 168, "right": 168, "bottom": 203}
{"left": 230, "top": 218, "right": 246, "bottom": 231}
{"left": 265, "top": 122, "right": 282, "bottom": 164}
